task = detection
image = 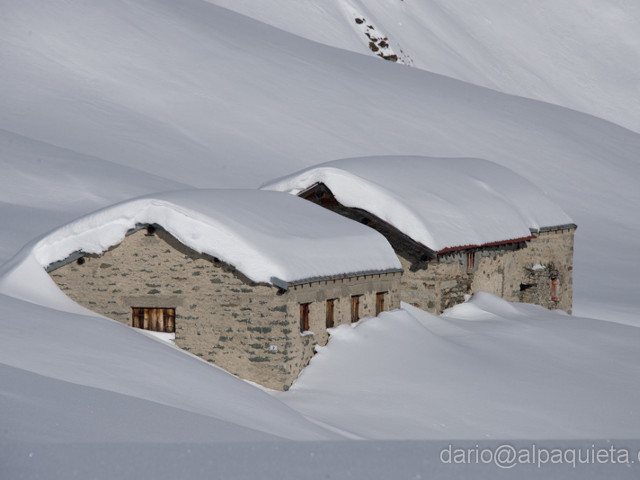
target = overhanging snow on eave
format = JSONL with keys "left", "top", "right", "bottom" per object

{"left": 295, "top": 182, "right": 577, "bottom": 260}
{"left": 45, "top": 221, "right": 403, "bottom": 290}
{"left": 297, "top": 182, "right": 321, "bottom": 197}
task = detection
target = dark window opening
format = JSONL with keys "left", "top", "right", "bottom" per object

{"left": 351, "top": 295, "right": 361, "bottom": 323}
{"left": 132, "top": 307, "right": 175, "bottom": 333}
{"left": 76, "top": 257, "right": 85, "bottom": 265}
{"left": 145, "top": 225, "right": 156, "bottom": 236}
{"left": 300, "top": 303, "right": 310, "bottom": 332}
{"left": 520, "top": 283, "right": 535, "bottom": 291}
{"left": 326, "top": 299, "right": 335, "bottom": 328}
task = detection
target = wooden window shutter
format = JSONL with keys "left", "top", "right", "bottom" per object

{"left": 131, "top": 307, "right": 175, "bottom": 333}
{"left": 326, "top": 299, "right": 335, "bottom": 328}
{"left": 466, "top": 250, "right": 475, "bottom": 272}
{"left": 550, "top": 278, "right": 559, "bottom": 302}
{"left": 351, "top": 295, "right": 360, "bottom": 323}
{"left": 376, "top": 292, "right": 386, "bottom": 316}
{"left": 300, "top": 303, "right": 310, "bottom": 332}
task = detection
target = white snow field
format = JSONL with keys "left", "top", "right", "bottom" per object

{"left": 1, "top": 0, "right": 640, "bottom": 478}
{"left": 209, "top": 0, "right": 640, "bottom": 135}
{"left": 280, "top": 294, "right": 640, "bottom": 440}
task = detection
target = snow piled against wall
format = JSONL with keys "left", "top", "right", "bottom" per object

{"left": 0, "top": 189, "right": 400, "bottom": 308}
{"left": 279, "top": 293, "right": 640, "bottom": 439}
{"left": 263, "top": 156, "right": 574, "bottom": 252}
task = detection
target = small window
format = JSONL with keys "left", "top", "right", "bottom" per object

{"left": 376, "top": 292, "right": 387, "bottom": 316}
{"left": 326, "top": 299, "right": 335, "bottom": 328}
{"left": 132, "top": 307, "right": 175, "bottom": 333}
{"left": 300, "top": 303, "right": 310, "bottom": 332}
{"left": 351, "top": 295, "right": 361, "bottom": 323}
{"left": 550, "top": 277, "right": 559, "bottom": 302}
{"left": 466, "top": 250, "right": 475, "bottom": 272}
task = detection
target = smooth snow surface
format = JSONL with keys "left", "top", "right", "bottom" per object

{"left": 209, "top": 0, "right": 640, "bottom": 134}
{"left": 279, "top": 294, "right": 640, "bottom": 439}
{"left": 263, "top": 155, "right": 573, "bottom": 252}
{"left": 0, "top": 189, "right": 399, "bottom": 308}
{"left": 0, "top": 294, "right": 337, "bottom": 443}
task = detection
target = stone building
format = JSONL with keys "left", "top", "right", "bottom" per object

{"left": 44, "top": 190, "right": 402, "bottom": 390}
{"left": 263, "top": 156, "right": 577, "bottom": 314}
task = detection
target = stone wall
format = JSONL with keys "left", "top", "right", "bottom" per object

{"left": 398, "top": 227, "right": 575, "bottom": 314}
{"left": 298, "top": 185, "right": 575, "bottom": 314}
{"left": 48, "top": 226, "right": 400, "bottom": 390}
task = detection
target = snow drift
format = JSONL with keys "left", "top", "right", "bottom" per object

{"left": 280, "top": 294, "right": 640, "bottom": 439}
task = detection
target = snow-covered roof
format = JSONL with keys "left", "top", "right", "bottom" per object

{"left": 262, "top": 156, "right": 575, "bottom": 253}
{"left": 36, "top": 189, "right": 401, "bottom": 285}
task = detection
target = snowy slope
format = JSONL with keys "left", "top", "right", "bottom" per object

{"left": 263, "top": 156, "right": 574, "bottom": 252}
{"left": 0, "top": 128, "right": 188, "bottom": 262}
{"left": 279, "top": 295, "right": 640, "bottom": 439}
{"left": 209, "top": 0, "right": 640, "bottom": 134}
{"left": 4, "top": 292, "right": 640, "bottom": 479}
{"left": 0, "top": 293, "right": 338, "bottom": 442}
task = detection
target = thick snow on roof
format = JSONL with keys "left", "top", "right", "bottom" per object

{"left": 34, "top": 189, "right": 401, "bottom": 285}
{"left": 262, "top": 156, "right": 574, "bottom": 253}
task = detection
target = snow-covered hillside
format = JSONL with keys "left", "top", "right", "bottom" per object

{"left": 209, "top": 0, "right": 640, "bottom": 134}
{"left": 1, "top": 0, "right": 640, "bottom": 478}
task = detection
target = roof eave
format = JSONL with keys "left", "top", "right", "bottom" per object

{"left": 271, "top": 267, "right": 404, "bottom": 291}
{"left": 435, "top": 235, "right": 536, "bottom": 255}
